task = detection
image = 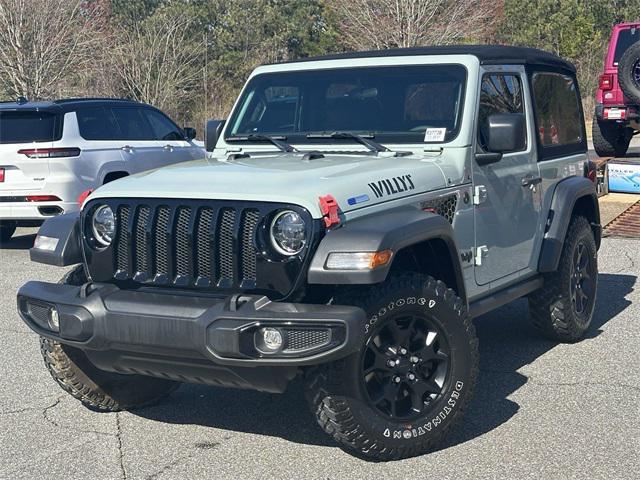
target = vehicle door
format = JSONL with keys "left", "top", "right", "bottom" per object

{"left": 74, "top": 106, "right": 125, "bottom": 185}
{"left": 473, "top": 66, "right": 542, "bottom": 285}
{"left": 110, "top": 106, "right": 162, "bottom": 174}
{"left": 142, "top": 108, "right": 200, "bottom": 165}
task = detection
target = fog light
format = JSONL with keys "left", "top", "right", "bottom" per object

{"left": 260, "top": 327, "right": 284, "bottom": 352}
{"left": 48, "top": 307, "right": 60, "bottom": 332}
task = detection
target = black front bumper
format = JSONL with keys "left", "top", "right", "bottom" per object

{"left": 17, "top": 281, "right": 365, "bottom": 393}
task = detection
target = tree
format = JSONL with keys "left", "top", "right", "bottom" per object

{"left": 327, "top": 0, "right": 500, "bottom": 50}
{"left": 0, "top": 0, "right": 104, "bottom": 99}
{"left": 110, "top": 0, "right": 162, "bottom": 26}
{"left": 498, "top": 0, "right": 640, "bottom": 119}
{"left": 189, "top": 0, "right": 340, "bottom": 121}
{"left": 111, "top": 6, "right": 205, "bottom": 119}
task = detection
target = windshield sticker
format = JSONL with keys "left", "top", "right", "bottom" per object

{"left": 347, "top": 194, "right": 370, "bottom": 206}
{"left": 368, "top": 174, "right": 415, "bottom": 198}
{"left": 424, "top": 128, "right": 447, "bottom": 142}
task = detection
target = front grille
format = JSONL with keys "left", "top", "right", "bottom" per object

{"left": 112, "top": 203, "right": 261, "bottom": 289}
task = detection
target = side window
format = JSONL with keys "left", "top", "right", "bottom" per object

{"left": 144, "top": 109, "right": 183, "bottom": 141}
{"left": 532, "top": 73, "right": 582, "bottom": 148}
{"left": 110, "top": 107, "right": 155, "bottom": 141}
{"left": 477, "top": 73, "right": 526, "bottom": 152}
{"left": 76, "top": 107, "right": 119, "bottom": 140}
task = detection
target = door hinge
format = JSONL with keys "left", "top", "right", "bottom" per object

{"left": 475, "top": 246, "right": 489, "bottom": 266}
{"left": 473, "top": 185, "right": 488, "bottom": 205}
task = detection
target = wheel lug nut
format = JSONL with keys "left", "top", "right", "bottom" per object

{"left": 393, "top": 375, "right": 401, "bottom": 383}
{"left": 387, "top": 359, "right": 396, "bottom": 368}
{"left": 407, "top": 373, "right": 416, "bottom": 381}
{"left": 399, "top": 348, "right": 408, "bottom": 355}
{"left": 410, "top": 356, "right": 419, "bottom": 363}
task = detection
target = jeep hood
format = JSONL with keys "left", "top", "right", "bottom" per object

{"left": 90, "top": 153, "right": 449, "bottom": 218}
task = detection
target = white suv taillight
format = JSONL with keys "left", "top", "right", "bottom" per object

{"left": 17, "top": 147, "right": 81, "bottom": 158}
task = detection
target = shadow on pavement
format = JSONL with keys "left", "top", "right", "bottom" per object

{"left": 124, "top": 273, "right": 638, "bottom": 451}
{"left": 0, "top": 233, "right": 36, "bottom": 250}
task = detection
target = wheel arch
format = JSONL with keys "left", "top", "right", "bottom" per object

{"left": 103, "top": 171, "right": 129, "bottom": 184}
{"left": 538, "top": 175, "right": 601, "bottom": 273}
{"left": 307, "top": 207, "right": 467, "bottom": 302}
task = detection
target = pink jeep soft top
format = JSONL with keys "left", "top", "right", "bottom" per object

{"left": 593, "top": 22, "right": 640, "bottom": 157}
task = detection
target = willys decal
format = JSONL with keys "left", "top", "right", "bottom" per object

{"left": 368, "top": 174, "right": 415, "bottom": 199}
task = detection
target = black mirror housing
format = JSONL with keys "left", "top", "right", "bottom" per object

{"left": 205, "top": 119, "right": 226, "bottom": 152}
{"left": 184, "top": 127, "right": 197, "bottom": 141}
{"left": 486, "top": 113, "right": 526, "bottom": 153}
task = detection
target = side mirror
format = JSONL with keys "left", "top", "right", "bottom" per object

{"left": 183, "top": 127, "right": 197, "bottom": 141}
{"left": 476, "top": 113, "right": 526, "bottom": 165}
{"left": 205, "top": 119, "right": 226, "bottom": 152}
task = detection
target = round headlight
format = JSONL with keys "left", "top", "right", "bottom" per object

{"left": 270, "top": 210, "right": 306, "bottom": 256}
{"left": 92, "top": 205, "right": 116, "bottom": 247}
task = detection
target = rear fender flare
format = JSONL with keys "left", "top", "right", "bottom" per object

{"left": 538, "top": 176, "right": 601, "bottom": 272}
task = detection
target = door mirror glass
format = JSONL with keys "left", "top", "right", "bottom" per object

{"left": 205, "top": 119, "right": 226, "bottom": 152}
{"left": 486, "top": 113, "right": 526, "bottom": 153}
{"left": 183, "top": 127, "right": 197, "bottom": 141}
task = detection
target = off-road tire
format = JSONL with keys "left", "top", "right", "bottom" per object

{"left": 39, "top": 265, "right": 179, "bottom": 411}
{"left": 0, "top": 221, "right": 17, "bottom": 243}
{"left": 305, "top": 274, "right": 478, "bottom": 461}
{"left": 618, "top": 41, "right": 640, "bottom": 104}
{"left": 528, "top": 216, "right": 598, "bottom": 342}
{"left": 592, "top": 117, "right": 632, "bottom": 158}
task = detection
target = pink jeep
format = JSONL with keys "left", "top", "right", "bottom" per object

{"left": 593, "top": 22, "right": 640, "bottom": 157}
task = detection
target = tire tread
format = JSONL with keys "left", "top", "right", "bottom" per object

{"left": 305, "top": 273, "right": 478, "bottom": 461}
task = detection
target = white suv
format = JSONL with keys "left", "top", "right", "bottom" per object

{"left": 0, "top": 98, "right": 204, "bottom": 242}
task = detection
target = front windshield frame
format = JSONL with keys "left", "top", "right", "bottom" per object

{"left": 224, "top": 64, "right": 468, "bottom": 146}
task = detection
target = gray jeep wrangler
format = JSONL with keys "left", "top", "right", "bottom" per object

{"left": 18, "top": 45, "right": 600, "bottom": 460}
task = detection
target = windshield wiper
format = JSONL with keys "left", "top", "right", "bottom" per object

{"left": 226, "top": 134, "right": 297, "bottom": 153}
{"left": 306, "top": 131, "right": 390, "bottom": 153}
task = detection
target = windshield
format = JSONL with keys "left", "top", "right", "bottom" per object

{"left": 0, "top": 110, "right": 61, "bottom": 144}
{"left": 226, "top": 65, "right": 467, "bottom": 145}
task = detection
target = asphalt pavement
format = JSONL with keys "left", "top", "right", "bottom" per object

{"left": 1, "top": 228, "right": 638, "bottom": 479}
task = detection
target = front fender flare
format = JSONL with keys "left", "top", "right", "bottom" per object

{"left": 307, "top": 207, "right": 465, "bottom": 300}
{"left": 30, "top": 213, "right": 83, "bottom": 267}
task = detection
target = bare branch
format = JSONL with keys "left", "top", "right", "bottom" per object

{"left": 0, "top": 0, "right": 105, "bottom": 99}
{"left": 327, "top": 0, "right": 499, "bottom": 50}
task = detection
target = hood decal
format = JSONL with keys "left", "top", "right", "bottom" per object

{"left": 347, "top": 194, "right": 370, "bottom": 206}
{"left": 368, "top": 174, "right": 415, "bottom": 199}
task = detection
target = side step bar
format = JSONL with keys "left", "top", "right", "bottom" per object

{"left": 468, "top": 276, "right": 544, "bottom": 319}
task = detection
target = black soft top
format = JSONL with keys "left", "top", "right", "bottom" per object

{"left": 279, "top": 45, "right": 576, "bottom": 73}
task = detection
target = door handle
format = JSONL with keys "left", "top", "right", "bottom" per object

{"left": 521, "top": 175, "right": 542, "bottom": 187}
{"left": 121, "top": 145, "right": 134, "bottom": 153}
{"left": 163, "top": 144, "right": 174, "bottom": 152}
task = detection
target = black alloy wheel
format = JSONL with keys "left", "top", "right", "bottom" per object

{"left": 571, "top": 241, "right": 596, "bottom": 319}
{"left": 361, "top": 313, "right": 450, "bottom": 421}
